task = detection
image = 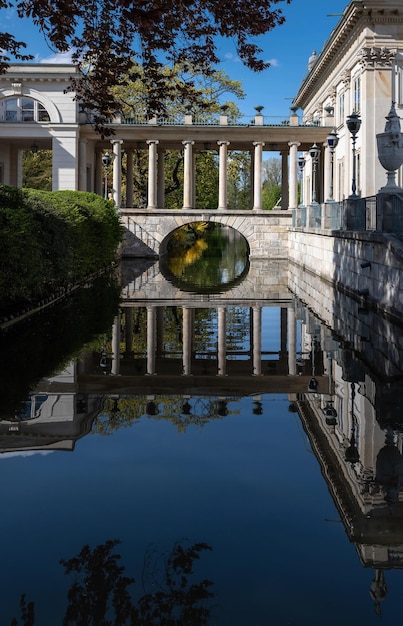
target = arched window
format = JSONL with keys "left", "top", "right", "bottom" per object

{"left": 1, "top": 97, "right": 50, "bottom": 122}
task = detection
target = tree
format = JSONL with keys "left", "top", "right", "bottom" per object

{"left": 9, "top": 0, "right": 291, "bottom": 134}
{"left": 262, "top": 156, "right": 281, "bottom": 209}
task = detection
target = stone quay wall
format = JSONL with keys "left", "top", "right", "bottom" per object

{"left": 288, "top": 227, "right": 403, "bottom": 323}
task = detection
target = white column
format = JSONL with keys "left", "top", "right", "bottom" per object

{"left": 281, "top": 150, "right": 289, "bottom": 210}
{"left": 146, "top": 139, "right": 159, "bottom": 209}
{"left": 217, "top": 306, "right": 227, "bottom": 376}
{"left": 157, "top": 145, "right": 165, "bottom": 209}
{"left": 126, "top": 148, "right": 134, "bottom": 208}
{"left": 182, "top": 140, "right": 195, "bottom": 209}
{"left": 110, "top": 139, "right": 123, "bottom": 207}
{"left": 287, "top": 307, "right": 297, "bottom": 375}
{"left": 324, "top": 141, "right": 331, "bottom": 202}
{"left": 95, "top": 151, "right": 103, "bottom": 196}
{"left": 252, "top": 306, "right": 262, "bottom": 375}
{"left": 79, "top": 139, "right": 87, "bottom": 191}
{"left": 252, "top": 142, "right": 265, "bottom": 211}
{"left": 146, "top": 306, "right": 156, "bottom": 375}
{"left": 288, "top": 141, "right": 300, "bottom": 209}
{"left": 217, "top": 140, "right": 230, "bottom": 210}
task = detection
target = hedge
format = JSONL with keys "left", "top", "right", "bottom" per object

{"left": 0, "top": 185, "right": 122, "bottom": 312}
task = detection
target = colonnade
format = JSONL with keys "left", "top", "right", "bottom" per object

{"left": 109, "top": 305, "right": 298, "bottom": 377}
{"left": 93, "top": 138, "right": 305, "bottom": 210}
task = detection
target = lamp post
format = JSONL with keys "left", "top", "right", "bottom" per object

{"left": 309, "top": 143, "right": 320, "bottom": 204}
{"left": 298, "top": 154, "right": 306, "bottom": 207}
{"left": 326, "top": 130, "right": 338, "bottom": 201}
{"left": 102, "top": 151, "right": 111, "bottom": 200}
{"left": 346, "top": 112, "right": 361, "bottom": 198}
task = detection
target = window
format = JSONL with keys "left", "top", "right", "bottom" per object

{"left": 353, "top": 75, "right": 361, "bottom": 113}
{"left": 1, "top": 97, "right": 50, "bottom": 122}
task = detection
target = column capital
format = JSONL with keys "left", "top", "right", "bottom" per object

{"left": 146, "top": 139, "right": 159, "bottom": 146}
{"left": 110, "top": 139, "right": 123, "bottom": 145}
{"left": 217, "top": 140, "right": 230, "bottom": 147}
{"left": 182, "top": 139, "right": 195, "bottom": 146}
{"left": 252, "top": 141, "right": 265, "bottom": 147}
{"left": 288, "top": 141, "right": 301, "bottom": 148}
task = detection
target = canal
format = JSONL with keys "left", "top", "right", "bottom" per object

{"left": 1, "top": 227, "right": 403, "bottom": 625}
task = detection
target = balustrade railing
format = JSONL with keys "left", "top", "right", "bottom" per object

{"left": 92, "top": 113, "right": 328, "bottom": 128}
{"left": 292, "top": 193, "right": 403, "bottom": 234}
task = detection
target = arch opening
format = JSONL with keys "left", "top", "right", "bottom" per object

{"left": 159, "top": 221, "right": 250, "bottom": 293}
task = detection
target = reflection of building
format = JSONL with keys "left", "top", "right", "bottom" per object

{"left": 0, "top": 363, "right": 99, "bottom": 453}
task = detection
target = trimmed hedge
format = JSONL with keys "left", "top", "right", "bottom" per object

{"left": 0, "top": 185, "right": 122, "bottom": 311}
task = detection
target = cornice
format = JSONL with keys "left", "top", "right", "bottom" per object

{"left": 293, "top": 1, "right": 403, "bottom": 109}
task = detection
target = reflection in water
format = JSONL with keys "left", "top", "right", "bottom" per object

{"left": 2, "top": 259, "right": 403, "bottom": 623}
{"left": 13, "top": 539, "right": 213, "bottom": 625}
{"left": 160, "top": 222, "right": 249, "bottom": 292}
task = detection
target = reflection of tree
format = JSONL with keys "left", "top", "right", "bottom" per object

{"left": 93, "top": 395, "right": 238, "bottom": 435}
{"left": 12, "top": 540, "right": 213, "bottom": 625}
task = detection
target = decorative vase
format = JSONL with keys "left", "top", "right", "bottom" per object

{"left": 376, "top": 102, "right": 403, "bottom": 193}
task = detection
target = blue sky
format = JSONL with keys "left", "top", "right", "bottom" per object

{"left": 4, "top": 0, "right": 350, "bottom": 117}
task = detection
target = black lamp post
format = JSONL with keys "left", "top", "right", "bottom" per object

{"left": 326, "top": 130, "right": 338, "bottom": 201}
{"left": 102, "top": 151, "right": 111, "bottom": 200}
{"left": 298, "top": 154, "right": 306, "bottom": 207}
{"left": 309, "top": 143, "right": 320, "bottom": 204}
{"left": 346, "top": 112, "right": 361, "bottom": 198}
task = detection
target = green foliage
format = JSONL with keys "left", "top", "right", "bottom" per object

{"left": 262, "top": 184, "right": 281, "bottom": 210}
{"left": 22, "top": 149, "right": 52, "bottom": 190}
{"left": 0, "top": 185, "right": 122, "bottom": 312}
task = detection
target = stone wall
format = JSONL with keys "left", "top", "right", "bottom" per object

{"left": 288, "top": 227, "right": 403, "bottom": 322}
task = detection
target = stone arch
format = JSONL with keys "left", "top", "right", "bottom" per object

{"left": 0, "top": 88, "right": 61, "bottom": 123}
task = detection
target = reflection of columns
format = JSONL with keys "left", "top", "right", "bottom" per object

{"left": 156, "top": 307, "right": 164, "bottom": 357}
{"left": 217, "top": 141, "right": 230, "bottom": 210}
{"left": 79, "top": 139, "right": 87, "bottom": 191}
{"left": 182, "top": 140, "right": 195, "bottom": 209}
{"left": 95, "top": 150, "right": 103, "bottom": 196}
{"left": 288, "top": 141, "right": 300, "bottom": 209}
{"left": 146, "top": 306, "right": 156, "bottom": 375}
{"left": 252, "top": 306, "right": 262, "bottom": 375}
{"left": 281, "top": 150, "right": 289, "bottom": 210}
{"left": 111, "top": 314, "right": 120, "bottom": 375}
{"left": 124, "top": 307, "right": 133, "bottom": 357}
{"left": 287, "top": 307, "right": 297, "bottom": 375}
{"left": 157, "top": 145, "right": 165, "bottom": 209}
{"left": 110, "top": 139, "right": 123, "bottom": 207}
{"left": 126, "top": 149, "right": 134, "bottom": 208}
{"left": 182, "top": 306, "right": 193, "bottom": 375}
{"left": 217, "top": 307, "right": 227, "bottom": 376}
{"left": 146, "top": 139, "right": 159, "bottom": 209}
{"left": 252, "top": 142, "right": 265, "bottom": 211}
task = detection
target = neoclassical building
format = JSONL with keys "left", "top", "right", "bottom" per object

{"left": 294, "top": 0, "right": 403, "bottom": 202}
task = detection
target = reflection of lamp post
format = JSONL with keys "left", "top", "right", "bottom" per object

{"left": 323, "top": 351, "right": 337, "bottom": 425}
{"left": 326, "top": 130, "right": 338, "bottom": 201}
{"left": 102, "top": 151, "right": 111, "bottom": 200}
{"left": 346, "top": 112, "right": 361, "bottom": 198}
{"left": 345, "top": 382, "right": 360, "bottom": 464}
{"left": 308, "top": 334, "right": 318, "bottom": 392}
{"left": 298, "top": 154, "right": 306, "bottom": 207}
{"left": 309, "top": 143, "right": 320, "bottom": 204}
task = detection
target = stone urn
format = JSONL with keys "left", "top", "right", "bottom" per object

{"left": 376, "top": 102, "right": 403, "bottom": 193}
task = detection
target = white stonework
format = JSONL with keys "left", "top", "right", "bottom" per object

{"left": 293, "top": 0, "right": 403, "bottom": 201}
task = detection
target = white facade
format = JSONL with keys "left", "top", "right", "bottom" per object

{"left": 294, "top": 0, "right": 403, "bottom": 201}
